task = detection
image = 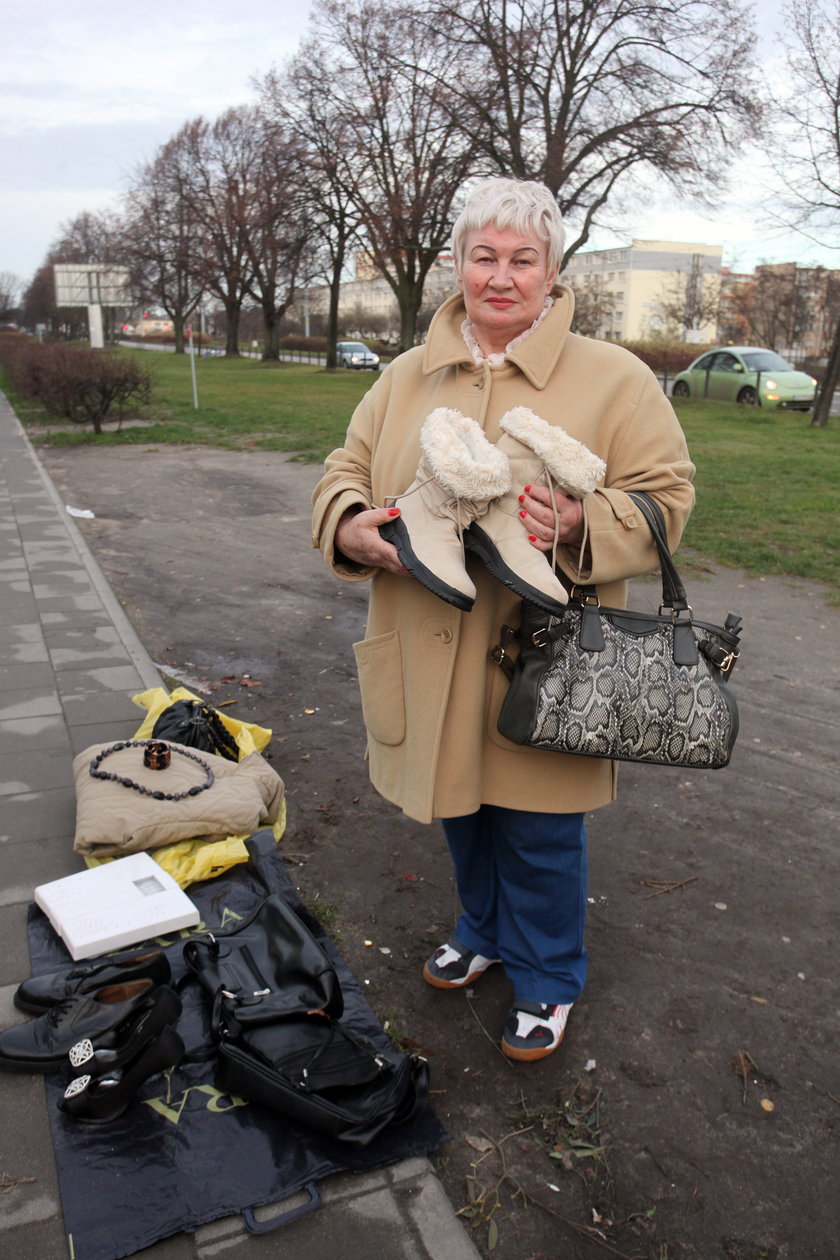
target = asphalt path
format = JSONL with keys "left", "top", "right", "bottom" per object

{"left": 37, "top": 440, "right": 840, "bottom": 1260}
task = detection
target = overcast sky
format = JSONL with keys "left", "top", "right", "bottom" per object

{"left": 1, "top": 0, "right": 837, "bottom": 291}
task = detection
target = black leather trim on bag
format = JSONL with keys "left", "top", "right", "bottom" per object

{"left": 184, "top": 890, "right": 429, "bottom": 1147}
{"left": 494, "top": 492, "right": 743, "bottom": 769}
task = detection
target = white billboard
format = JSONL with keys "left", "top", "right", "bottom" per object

{"left": 54, "top": 264, "right": 132, "bottom": 307}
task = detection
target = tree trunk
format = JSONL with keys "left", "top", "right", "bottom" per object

{"left": 224, "top": 300, "right": 241, "bottom": 357}
{"left": 261, "top": 305, "right": 281, "bottom": 360}
{"left": 326, "top": 246, "right": 345, "bottom": 370}
{"left": 396, "top": 276, "right": 424, "bottom": 353}
{"left": 812, "top": 313, "right": 840, "bottom": 428}
{"left": 173, "top": 316, "right": 185, "bottom": 355}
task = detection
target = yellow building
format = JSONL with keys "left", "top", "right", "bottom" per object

{"left": 560, "top": 239, "right": 723, "bottom": 342}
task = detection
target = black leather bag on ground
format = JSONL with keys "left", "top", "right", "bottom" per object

{"left": 184, "top": 891, "right": 430, "bottom": 1147}
{"left": 495, "top": 492, "right": 743, "bottom": 769}
{"left": 152, "top": 698, "right": 240, "bottom": 762}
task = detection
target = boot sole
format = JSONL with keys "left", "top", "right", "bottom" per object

{"left": 501, "top": 1029, "right": 565, "bottom": 1061}
{"left": 422, "top": 960, "right": 499, "bottom": 989}
{"left": 0, "top": 1050, "right": 67, "bottom": 1073}
{"left": 379, "top": 518, "right": 474, "bottom": 612}
{"left": 464, "top": 525, "right": 567, "bottom": 616}
{"left": 13, "top": 993, "right": 53, "bottom": 1016}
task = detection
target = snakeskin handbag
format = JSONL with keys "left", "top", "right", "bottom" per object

{"left": 494, "top": 493, "right": 743, "bottom": 769}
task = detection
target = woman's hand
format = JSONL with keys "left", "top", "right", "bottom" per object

{"left": 517, "top": 483, "right": 585, "bottom": 551}
{"left": 335, "top": 506, "right": 408, "bottom": 577}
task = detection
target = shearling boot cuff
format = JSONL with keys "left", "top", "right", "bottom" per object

{"left": 499, "top": 407, "right": 606, "bottom": 498}
{"left": 420, "top": 409, "right": 511, "bottom": 501}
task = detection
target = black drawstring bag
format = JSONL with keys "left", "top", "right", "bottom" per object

{"left": 183, "top": 890, "right": 430, "bottom": 1147}
{"left": 152, "top": 698, "right": 240, "bottom": 762}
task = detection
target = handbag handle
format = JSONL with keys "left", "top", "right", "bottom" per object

{"left": 626, "top": 491, "right": 689, "bottom": 613}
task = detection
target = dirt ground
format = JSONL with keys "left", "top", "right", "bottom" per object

{"left": 39, "top": 441, "right": 839, "bottom": 1260}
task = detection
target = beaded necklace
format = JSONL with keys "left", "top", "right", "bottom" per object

{"left": 89, "top": 740, "right": 215, "bottom": 801}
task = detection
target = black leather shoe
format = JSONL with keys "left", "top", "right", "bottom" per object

{"left": 0, "top": 979, "right": 164, "bottom": 1073}
{"left": 67, "top": 984, "right": 182, "bottom": 1074}
{"left": 60, "top": 1026, "right": 185, "bottom": 1124}
{"left": 14, "top": 948, "right": 170, "bottom": 1015}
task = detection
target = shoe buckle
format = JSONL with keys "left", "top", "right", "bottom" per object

{"left": 69, "top": 1038, "right": 95, "bottom": 1068}
{"left": 64, "top": 1074, "right": 91, "bottom": 1099}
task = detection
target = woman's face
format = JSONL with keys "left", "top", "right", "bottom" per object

{"left": 456, "top": 223, "right": 557, "bottom": 355}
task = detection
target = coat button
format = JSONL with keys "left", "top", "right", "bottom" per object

{"left": 439, "top": 627, "right": 453, "bottom": 644}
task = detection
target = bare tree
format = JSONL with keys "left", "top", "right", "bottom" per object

{"left": 773, "top": 0, "right": 840, "bottom": 425}
{"left": 258, "top": 55, "right": 366, "bottom": 368}
{"left": 122, "top": 145, "right": 204, "bottom": 354}
{"left": 413, "top": 0, "right": 762, "bottom": 260}
{"left": 0, "top": 272, "right": 22, "bottom": 321}
{"left": 567, "top": 276, "right": 616, "bottom": 337}
{"left": 654, "top": 259, "right": 721, "bottom": 340}
{"left": 167, "top": 115, "right": 255, "bottom": 357}
{"left": 305, "top": 0, "right": 477, "bottom": 351}
{"left": 237, "top": 106, "right": 314, "bottom": 361}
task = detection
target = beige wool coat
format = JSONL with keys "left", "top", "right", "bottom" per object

{"left": 311, "top": 288, "right": 695, "bottom": 824}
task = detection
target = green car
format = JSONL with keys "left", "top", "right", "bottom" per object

{"left": 671, "top": 347, "right": 817, "bottom": 410}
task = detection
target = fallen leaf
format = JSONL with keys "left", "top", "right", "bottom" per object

{"left": 465, "top": 1134, "right": 494, "bottom": 1153}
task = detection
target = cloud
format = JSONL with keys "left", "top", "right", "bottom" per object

{"left": 0, "top": 0, "right": 313, "bottom": 278}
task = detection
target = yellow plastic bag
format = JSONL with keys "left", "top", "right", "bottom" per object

{"left": 83, "top": 688, "right": 284, "bottom": 889}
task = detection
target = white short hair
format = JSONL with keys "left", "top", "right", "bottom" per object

{"left": 451, "top": 178, "right": 566, "bottom": 276}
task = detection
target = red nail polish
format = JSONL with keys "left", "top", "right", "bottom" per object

{"left": 524, "top": 484, "right": 531, "bottom": 493}
{"left": 519, "top": 510, "right": 527, "bottom": 518}
{"left": 518, "top": 494, "right": 525, "bottom": 503}
{"left": 528, "top": 534, "right": 537, "bottom": 543}
{"left": 388, "top": 507, "right": 400, "bottom": 516}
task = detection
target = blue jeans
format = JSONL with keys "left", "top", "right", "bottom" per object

{"left": 441, "top": 805, "right": 588, "bottom": 1005}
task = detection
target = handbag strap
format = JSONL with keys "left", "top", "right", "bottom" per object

{"left": 626, "top": 491, "right": 689, "bottom": 612}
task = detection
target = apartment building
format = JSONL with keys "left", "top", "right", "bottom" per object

{"left": 560, "top": 239, "right": 723, "bottom": 342}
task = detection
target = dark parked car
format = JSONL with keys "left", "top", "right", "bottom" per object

{"left": 671, "top": 347, "right": 817, "bottom": 410}
{"left": 336, "top": 341, "right": 380, "bottom": 370}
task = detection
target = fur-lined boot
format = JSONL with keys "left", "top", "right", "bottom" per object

{"left": 465, "top": 406, "right": 606, "bottom": 615}
{"left": 379, "top": 408, "right": 511, "bottom": 611}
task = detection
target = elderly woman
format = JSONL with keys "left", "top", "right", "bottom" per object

{"left": 311, "top": 178, "right": 694, "bottom": 1061}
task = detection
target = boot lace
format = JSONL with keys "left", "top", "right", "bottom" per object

{"left": 385, "top": 478, "right": 471, "bottom": 536}
{"left": 540, "top": 467, "right": 590, "bottom": 585}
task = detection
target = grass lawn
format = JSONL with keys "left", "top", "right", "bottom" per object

{"left": 12, "top": 349, "right": 840, "bottom": 599}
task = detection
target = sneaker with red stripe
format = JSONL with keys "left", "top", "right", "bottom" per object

{"left": 501, "top": 1001, "right": 571, "bottom": 1061}
{"left": 422, "top": 939, "right": 500, "bottom": 989}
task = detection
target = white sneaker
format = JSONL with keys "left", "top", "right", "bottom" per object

{"left": 501, "top": 1001, "right": 572, "bottom": 1061}
{"left": 422, "top": 939, "right": 500, "bottom": 989}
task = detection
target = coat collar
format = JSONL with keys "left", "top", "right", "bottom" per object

{"left": 422, "top": 285, "right": 576, "bottom": 390}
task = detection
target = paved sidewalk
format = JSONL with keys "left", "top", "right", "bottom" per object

{"left": 0, "top": 390, "right": 479, "bottom": 1260}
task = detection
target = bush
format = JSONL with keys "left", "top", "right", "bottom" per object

{"left": 620, "top": 340, "right": 712, "bottom": 376}
{"left": 0, "top": 340, "right": 151, "bottom": 434}
{"left": 280, "top": 334, "right": 327, "bottom": 354}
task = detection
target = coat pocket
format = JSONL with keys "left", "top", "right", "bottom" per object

{"left": 353, "top": 631, "right": 406, "bottom": 746}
